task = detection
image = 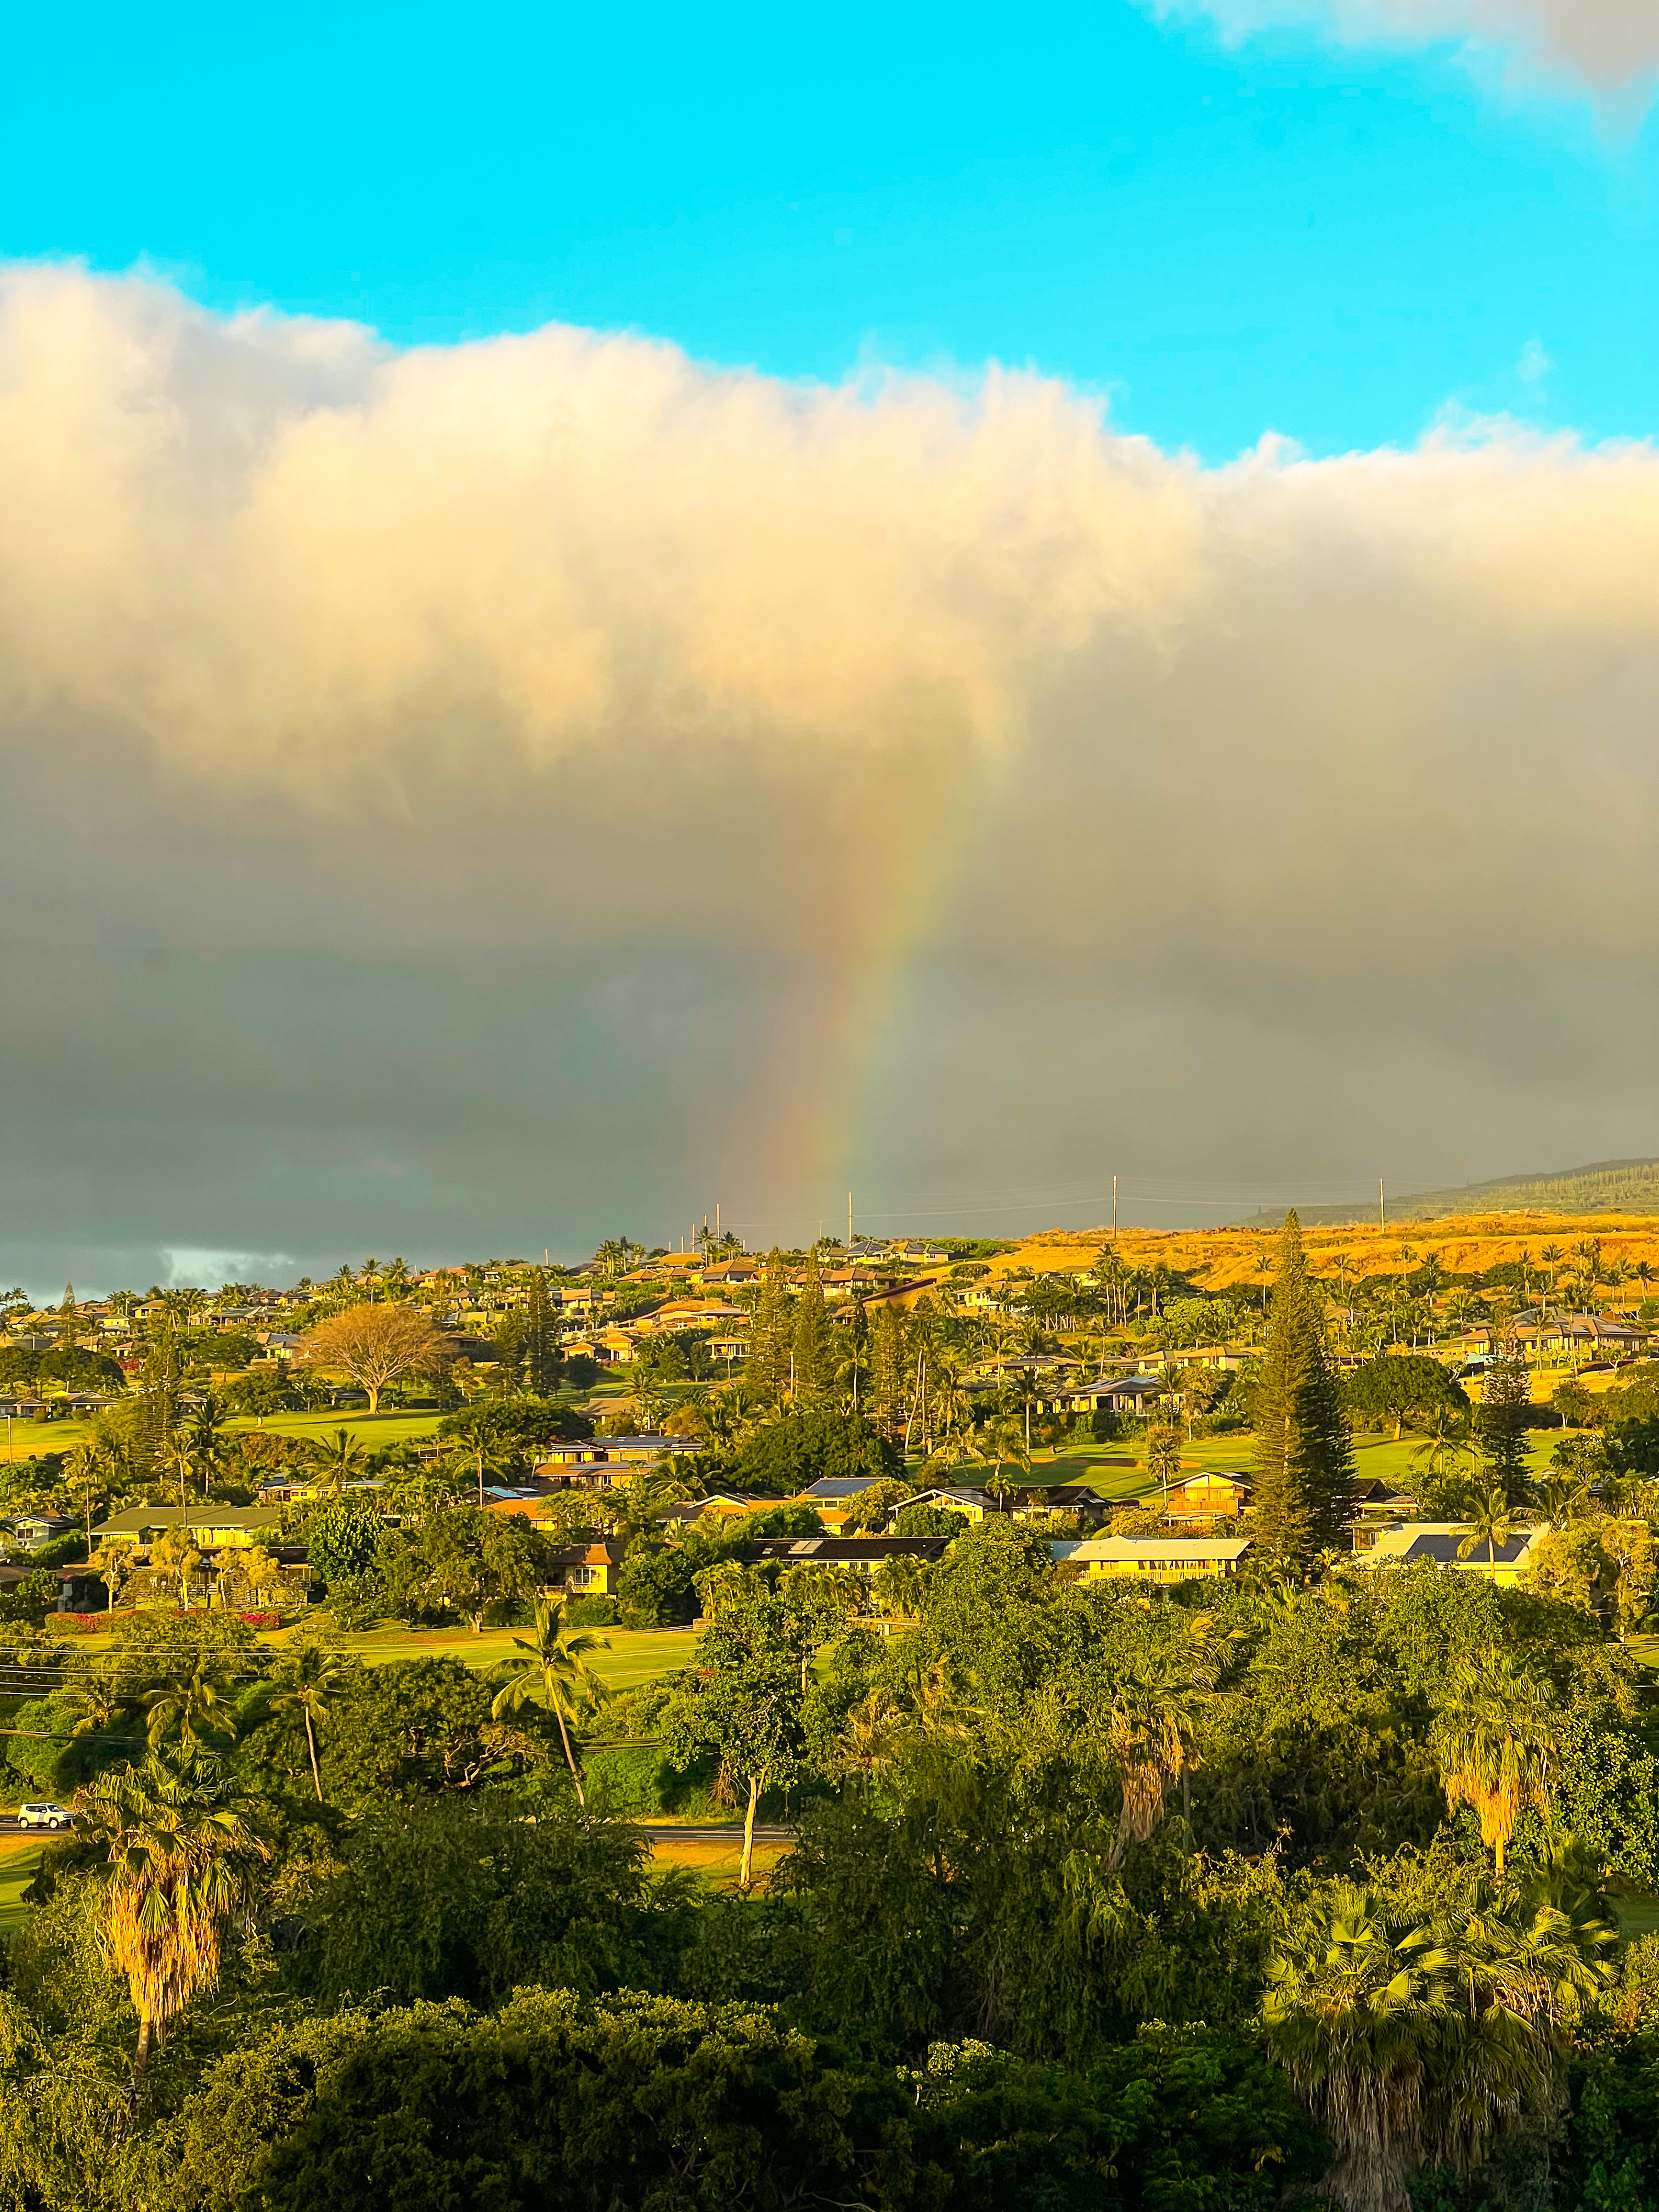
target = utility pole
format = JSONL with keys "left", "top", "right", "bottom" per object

{"left": 848, "top": 1190, "right": 853, "bottom": 1250}
{"left": 1379, "top": 1177, "right": 1386, "bottom": 1231}
{"left": 1112, "top": 1175, "right": 1118, "bottom": 1239}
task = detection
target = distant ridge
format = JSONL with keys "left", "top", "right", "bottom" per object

{"left": 1249, "top": 1157, "right": 1659, "bottom": 1228}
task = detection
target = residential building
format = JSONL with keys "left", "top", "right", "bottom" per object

{"left": 1165, "top": 1472, "right": 1251, "bottom": 1521}
{"left": 1061, "top": 1535, "right": 1252, "bottom": 1583}
{"left": 1354, "top": 1522, "right": 1549, "bottom": 1585}
{"left": 92, "top": 1505, "right": 283, "bottom": 1554}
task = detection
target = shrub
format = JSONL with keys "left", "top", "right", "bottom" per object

{"left": 564, "top": 1593, "right": 619, "bottom": 1626}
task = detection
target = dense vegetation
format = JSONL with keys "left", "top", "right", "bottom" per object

{"left": 3, "top": 1514, "right": 1658, "bottom": 2211}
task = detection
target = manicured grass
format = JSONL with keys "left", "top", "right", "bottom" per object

{"left": 0, "top": 1836, "right": 41, "bottom": 1934}
{"left": 1611, "top": 1895, "right": 1659, "bottom": 1940}
{"left": 647, "top": 1833, "right": 788, "bottom": 1888}
{"left": 260, "top": 1620, "right": 697, "bottom": 1691}
{"left": 226, "top": 1410, "right": 442, "bottom": 1447}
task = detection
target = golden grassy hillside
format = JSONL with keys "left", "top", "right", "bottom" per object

{"left": 990, "top": 1215, "right": 1659, "bottom": 1290}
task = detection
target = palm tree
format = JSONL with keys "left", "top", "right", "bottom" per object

{"left": 1263, "top": 1881, "right": 1451, "bottom": 2212}
{"left": 490, "top": 1593, "right": 610, "bottom": 1804}
{"left": 304, "top": 1426, "right": 367, "bottom": 1492}
{"left": 1407, "top": 1406, "right": 1471, "bottom": 1497}
{"left": 61, "top": 1672, "right": 132, "bottom": 1741}
{"left": 1431, "top": 1650, "right": 1559, "bottom": 1882}
{"left": 977, "top": 1412, "right": 1030, "bottom": 1506}
{"left": 74, "top": 1759, "right": 267, "bottom": 2102}
{"left": 1145, "top": 1415, "right": 1183, "bottom": 1514}
{"left": 837, "top": 1688, "right": 906, "bottom": 1795}
{"left": 143, "top": 1656, "right": 240, "bottom": 1757}
{"left": 1102, "top": 1617, "right": 1220, "bottom": 1866}
{"left": 1539, "top": 1469, "right": 1590, "bottom": 1526}
{"left": 1457, "top": 1481, "right": 1515, "bottom": 1577}
{"left": 263, "top": 1641, "right": 349, "bottom": 1801}
{"left": 1266, "top": 1875, "right": 1613, "bottom": 2212}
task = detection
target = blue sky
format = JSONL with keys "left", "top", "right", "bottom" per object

{"left": 7, "top": 3, "right": 1659, "bottom": 1288}
{"left": 7, "top": 0, "right": 1657, "bottom": 460}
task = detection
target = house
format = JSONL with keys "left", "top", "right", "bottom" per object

{"left": 532, "top": 1434, "right": 703, "bottom": 1489}
{"left": 740, "top": 1534, "right": 953, "bottom": 1574}
{"left": 534, "top": 1441, "right": 611, "bottom": 1468}
{"left": 92, "top": 1505, "right": 283, "bottom": 1555}
{"left": 548, "top": 1538, "right": 631, "bottom": 1595}
{"left": 0, "top": 1395, "right": 49, "bottom": 1421}
{"left": 1062, "top": 1535, "right": 1252, "bottom": 1583}
{"left": 697, "top": 1258, "right": 761, "bottom": 1288}
{"left": 591, "top": 1434, "right": 703, "bottom": 1464}
{"left": 800, "top": 1475, "right": 891, "bottom": 1502}
{"left": 1052, "top": 1374, "right": 1165, "bottom": 1417}
{"left": 1002, "top": 1483, "right": 1111, "bottom": 1523}
{"left": 902, "top": 1486, "right": 994, "bottom": 1522}
{"left": 1165, "top": 1472, "right": 1251, "bottom": 1522}
{"left": 1355, "top": 1522, "right": 1549, "bottom": 1585}
{"left": 7, "top": 1513, "right": 75, "bottom": 1551}
{"left": 656, "top": 1493, "right": 774, "bottom": 1527}
{"left": 1165, "top": 1345, "right": 1255, "bottom": 1373}
{"left": 257, "top": 1476, "right": 385, "bottom": 1506}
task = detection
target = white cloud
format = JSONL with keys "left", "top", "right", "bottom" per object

{"left": 163, "top": 1248, "right": 295, "bottom": 1290}
{"left": 1148, "top": 0, "right": 1659, "bottom": 92}
{"left": 4, "top": 263, "right": 1659, "bottom": 1274}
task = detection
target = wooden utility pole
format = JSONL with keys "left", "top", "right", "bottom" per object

{"left": 1379, "top": 1177, "right": 1386, "bottom": 1231}
{"left": 1112, "top": 1175, "right": 1118, "bottom": 1238}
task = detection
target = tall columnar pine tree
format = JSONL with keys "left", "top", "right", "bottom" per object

{"left": 524, "top": 1267, "right": 558, "bottom": 1397}
{"left": 871, "top": 1301, "right": 908, "bottom": 1435}
{"left": 847, "top": 1297, "right": 870, "bottom": 1411}
{"left": 1253, "top": 1211, "right": 1353, "bottom": 1567}
{"left": 748, "top": 1250, "right": 794, "bottom": 1397}
{"left": 1476, "top": 1309, "right": 1533, "bottom": 1508}
{"left": 791, "top": 1252, "right": 834, "bottom": 1400}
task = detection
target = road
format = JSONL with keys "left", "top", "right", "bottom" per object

{"left": 636, "top": 1822, "right": 793, "bottom": 1843}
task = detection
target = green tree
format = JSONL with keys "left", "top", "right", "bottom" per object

{"left": 264, "top": 1641, "right": 352, "bottom": 1801}
{"left": 414, "top": 1507, "right": 552, "bottom": 1633}
{"left": 871, "top": 1300, "right": 908, "bottom": 1434}
{"left": 789, "top": 1251, "right": 834, "bottom": 1400}
{"left": 1455, "top": 1480, "right": 1514, "bottom": 1575}
{"left": 303, "top": 1426, "right": 368, "bottom": 1492}
{"left": 1252, "top": 1211, "right": 1353, "bottom": 1568}
{"left": 1343, "top": 1353, "right": 1465, "bottom": 1440}
{"left": 73, "top": 1758, "right": 267, "bottom": 2101}
{"left": 306, "top": 1493, "right": 386, "bottom": 1588}
{"left": 308, "top": 1797, "right": 656, "bottom": 2009}
{"left": 1476, "top": 1316, "right": 1533, "bottom": 1507}
{"left": 523, "top": 1268, "right": 560, "bottom": 1396}
{"left": 142, "top": 1656, "right": 240, "bottom": 1757}
{"left": 489, "top": 1593, "right": 610, "bottom": 1804}
{"left": 732, "top": 1403, "right": 900, "bottom": 1497}
{"left": 662, "top": 1569, "right": 806, "bottom": 1887}
{"left": 1263, "top": 1875, "right": 1612, "bottom": 2212}
{"left": 746, "top": 1250, "right": 794, "bottom": 1397}
{"left": 1431, "top": 1649, "right": 1559, "bottom": 1882}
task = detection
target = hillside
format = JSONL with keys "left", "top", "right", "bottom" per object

{"left": 1250, "top": 1156, "right": 1659, "bottom": 1227}
{"left": 986, "top": 1213, "right": 1659, "bottom": 1290}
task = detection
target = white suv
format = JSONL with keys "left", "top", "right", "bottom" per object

{"left": 16, "top": 1803, "right": 72, "bottom": 1831}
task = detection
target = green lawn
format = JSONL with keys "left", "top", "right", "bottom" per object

{"left": 261, "top": 1621, "right": 697, "bottom": 1691}
{"left": 0, "top": 1839, "right": 41, "bottom": 1934}
{"left": 226, "top": 1409, "right": 443, "bottom": 1447}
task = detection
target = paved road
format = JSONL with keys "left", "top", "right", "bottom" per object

{"left": 636, "top": 1822, "right": 794, "bottom": 1843}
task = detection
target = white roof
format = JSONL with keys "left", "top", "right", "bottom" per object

{"left": 1070, "top": 1535, "right": 1251, "bottom": 1562}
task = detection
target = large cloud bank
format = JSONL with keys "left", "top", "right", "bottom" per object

{"left": 3, "top": 264, "right": 1659, "bottom": 1283}
{"left": 1149, "top": 0, "right": 1659, "bottom": 90}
